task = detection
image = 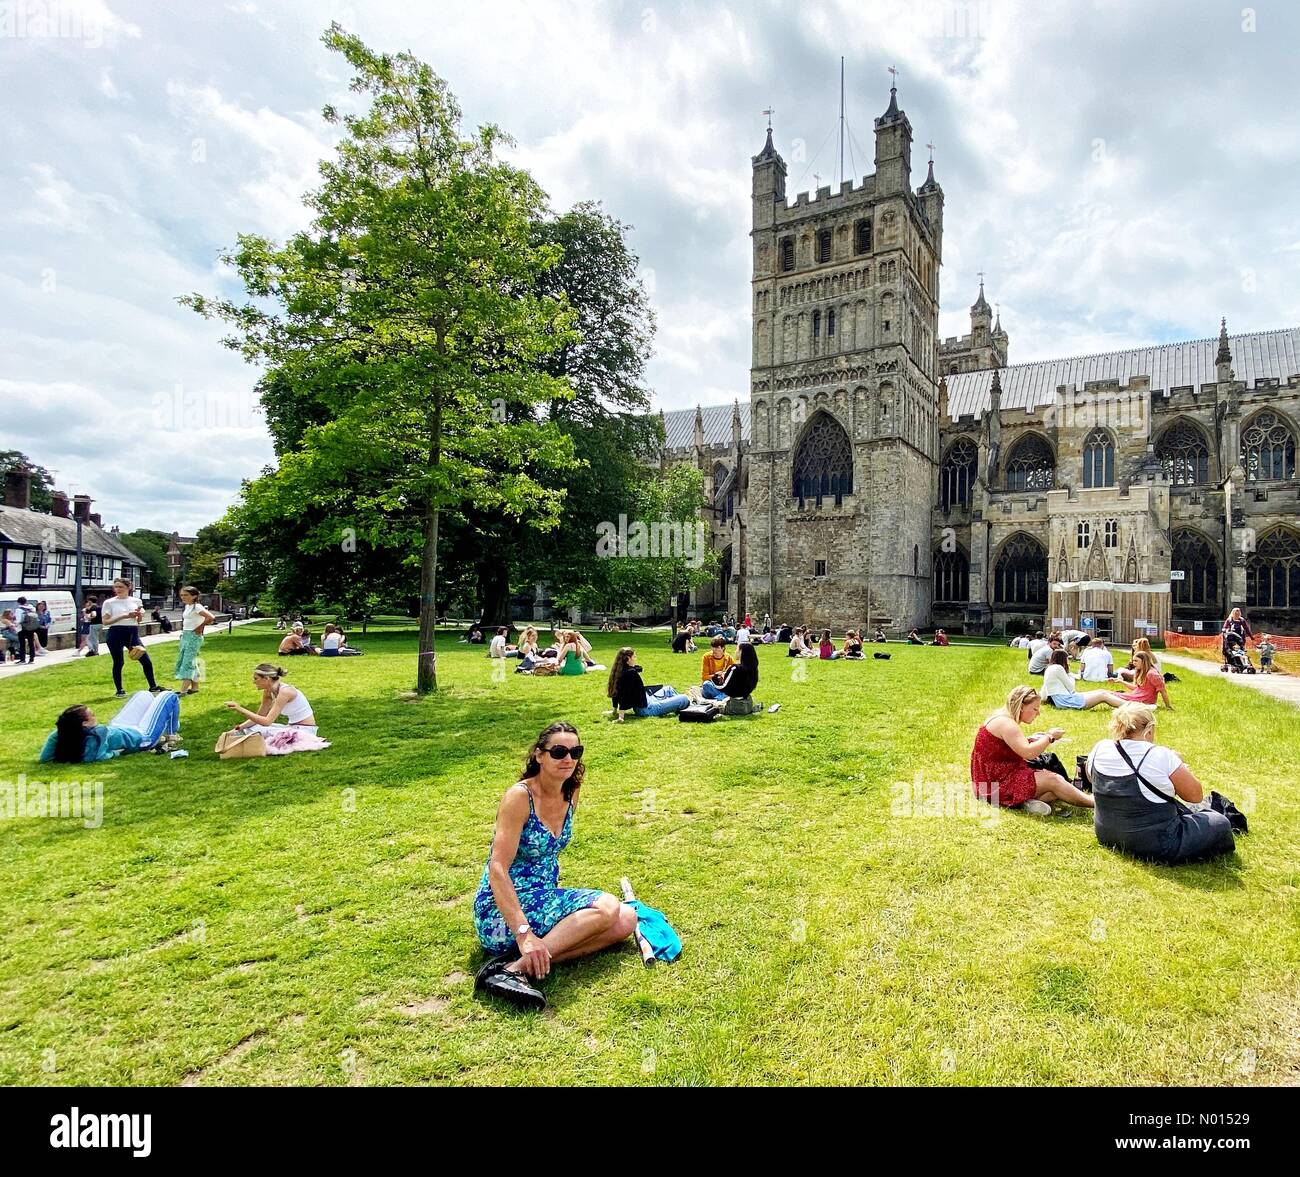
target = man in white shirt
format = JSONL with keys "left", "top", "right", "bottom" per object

{"left": 735, "top": 625, "right": 751, "bottom": 646}
{"left": 1079, "top": 637, "right": 1114, "bottom": 681}
{"left": 489, "top": 627, "right": 508, "bottom": 658}
{"left": 1027, "top": 632, "right": 1048, "bottom": 660}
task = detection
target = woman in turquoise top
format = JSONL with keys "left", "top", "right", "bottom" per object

{"left": 473, "top": 722, "right": 637, "bottom": 1009}
{"left": 40, "top": 691, "right": 181, "bottom": 763}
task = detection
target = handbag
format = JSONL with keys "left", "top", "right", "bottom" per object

{"left": 1209, "top": 791, "right": 1249, "bottom": 834}
{"left": 677, "top": 703, "right": 718, "bottom": 723}
{"left": 215, "top": 730, "right": 267, "bottom": 759}
{"left": 128, "top": 644, "right": 146, "bottom": 661}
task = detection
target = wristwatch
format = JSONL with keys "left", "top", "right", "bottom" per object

{"left": 515, "top": 922, "right": 531, "bottom": 939}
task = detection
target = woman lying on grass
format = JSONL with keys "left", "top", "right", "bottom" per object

{"left": 40, "top": 691, "right": 181, "bottom": 763}
{"left": 474, "top": 722, "right": 638, "bottom": 1010}
{"left": 971, "top": 685, "right": 1094, "bottom": 815}
{"left": 608, "top": 646, "right": 690, "bottom": 720}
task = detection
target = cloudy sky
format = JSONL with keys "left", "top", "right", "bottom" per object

{"left": 3, "top": 0, "right": 1298, "bottom": 532}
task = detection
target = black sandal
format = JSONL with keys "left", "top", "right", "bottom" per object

{"left": 474, "top": 957, "right": 545, "bottom": 1010}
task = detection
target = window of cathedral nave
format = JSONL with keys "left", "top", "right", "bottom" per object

{"left": 1105, "top": 518, "right": 1118, "bottom": 548}
{"left": 1240, "top": 410, "right": 1297, "bottom": 482}
{"left": 1082, "top": 429, "right": 1116, "bottom": 488}
{"left": 1246, "top": 528, "right": 1300, "bottom": 610}
{"left": 1005, "top": 434, "right": 1055, "bottom": 492}
{"left": 1156, "top": 419, "right": 1211, "bottom": 486}
{"left": 1171, "top": 530, "right": 1219, "bottom": 608}
{"left": 1077, "top": 521, "right": 1090, "bottom": 549}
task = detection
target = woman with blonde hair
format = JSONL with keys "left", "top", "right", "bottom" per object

{"left": 1118, "top": 636, "right": 1162, "bottom": 682}
{"left": 224, "top": 663, "right": 319, "bottom": 735}
{"left": 970, "top": 685, "right": 1094, "bottom": 815}
{"left": 1116, "top": 651, "right": 1172, "bottom": 709}
{"left": 1087, "top": 703, "right": 1236, "bottom": 864}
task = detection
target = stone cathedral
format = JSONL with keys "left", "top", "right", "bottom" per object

{"left": 655, "top": 85, "right": 1300, "bottom": 637}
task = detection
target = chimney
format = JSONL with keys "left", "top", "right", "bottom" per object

{"left": 89, "top": 512, "right": 102, "bottom": 527}
{"left": 72, "top": 494, "right": 92, "bottom": 523}
{"left": 3, "top": 465, "right": 32, "bottom": 510}
{"left": 51, "top": 491, "right": 70, "bottom": 518}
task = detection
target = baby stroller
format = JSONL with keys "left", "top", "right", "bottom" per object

{"left": 1221, "top": 631, "right": 1257, "bottom": 674}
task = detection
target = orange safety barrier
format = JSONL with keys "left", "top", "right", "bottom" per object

{"left": 1164, "top": 630, "right": 1300, "bottom": 651}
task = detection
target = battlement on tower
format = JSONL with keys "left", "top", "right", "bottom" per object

{"left": 784, "top": 175, "right": 877, "bottom": 210}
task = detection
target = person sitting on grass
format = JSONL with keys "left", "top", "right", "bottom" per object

{"left": 696, "top": 639, "right": 760, "bottom": 706}
{"left": 1027, "top": 635, "right": 1061, "bottom": 675}
{"left": 40, "top": 691, "right": 182, "bottom": 763}
{"left": 607, "top": 646, "right": 690, "bottom": 720}
{"left": 1087, "top": 703, "right": 1236, "bottom": 865}
{"left": 970, "top": 685, "right": 1094, "bottom": 816}
{"left": 1117, "top": 637, "right": 1163, "bottom": 681}
{"left": 1078, "top": 636, "right": 1115, "bottom": 682}
{"left": 1114, "top": 651, "right": 1173, "bottom": 710}
{"left": 1042, "top": 649, "right": 1122, "bottom": 710}
{"left": 701, "top": 635, "right": 735, "bottom": 683}
{"left": 320, "top": 623, "right": 363, "bottom": 657}
{"left": 514, "top": 626, "right": 540, "bottom": 665}
{"left": 224, "top": 663, "right": 318, "bottom": 735}
{"left": 818, "top": 629, "right": 837, "bottom": 659}
{"left": 931, "top": 629, "right": 950, "bottom": 647}
{"left": 842, "top": 630, "right": 864, "bottom": 659}
{"left": 788, "top": 626, "right": 816, "bottom": 658}
{"left": 473, "top": 722, "right": 638, "bottom": 1010}
{"left": 489, "top": 626, "right": 509, "bottom": 658}
{"left": 278, "top": 623, "right": 317, "bottom": 656}
{"left": 906, "top": 629, "right": 924, "bottom": 645}
{"left": 554, "top": 630, "right": 589, "bottom": 676}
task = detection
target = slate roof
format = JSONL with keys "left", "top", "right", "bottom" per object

{"left": 945, "top": 327, "right": 1300, "bottom": 419}
{"left": 660, "top": 403, "right": 751, "bottom": 450}
{"left": 0, "top": 505, "right": 148, "bottom": 565}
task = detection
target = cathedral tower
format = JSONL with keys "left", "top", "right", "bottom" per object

{"left": 745, "top": 85, "right": 943, "bottom": 629}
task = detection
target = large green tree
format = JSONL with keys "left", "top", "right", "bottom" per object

{"left": 117, "top": 528, "right": 172, "bottom": 591}
{"left": 184, "top": 25, "right": 581, "bottom": 692}
{"left": 0, "top": 451, "right": 55, "bottom": 513}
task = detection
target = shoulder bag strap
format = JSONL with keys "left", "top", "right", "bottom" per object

{"left": 1112, "top": 741, "right": 1188, "bottom": 810}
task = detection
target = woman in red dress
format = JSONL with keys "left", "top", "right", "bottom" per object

{"left": 971, "top": 686, "right": 1095, "bottom": 814}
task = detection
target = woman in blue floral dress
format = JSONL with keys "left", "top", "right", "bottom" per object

{"left": 473, "top": 722, "right": 637, "bottom": 1009}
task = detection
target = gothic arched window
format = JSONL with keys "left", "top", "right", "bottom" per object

{"left": 1082, "top": 428, "right": 1115, "bottom": 488}
{"left": 1171, "top": 529, "right": 1218, "bottom": 608}
{"left": 1156, "top": 419, "right": 1210, "bottom": 486}
{"left": 940, "top": 438, "right": 977, "bottom": 510}
{"left": 993, "top": 533, "right": 1047, "bottom": 608}
{"left": 817, "top": 229, "right": 832, "bottom": 263}
{"left": 792, "top": 412, "right": 853, "bottom": 508}
{"left": 934, "top": 548, "right": 969, "bottom": 603}
{"left": 1246, "top": 528, "right": 1300, "bottom": 609}
{"left": 855, "top": 219, "right": 872, "bottom": 254}
{"left": 780, "top": 237, "right": 794, "bottom": 271}
{"left": 1240, "top": 411, "right": 1296, "bottom": 481}
{"left": 1005, "top": 435, "right": 1055, "bottom": 493}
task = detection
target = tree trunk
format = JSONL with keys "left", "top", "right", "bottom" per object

{"left": 417, "top": 495, "right": 439, "bottom": 693}
{"left": 477, "top": 546, "right": 512, "bottom": 625}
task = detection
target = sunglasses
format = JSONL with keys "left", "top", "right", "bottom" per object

{"left": 542, "top": 744, "right": 584, "bottom": 761}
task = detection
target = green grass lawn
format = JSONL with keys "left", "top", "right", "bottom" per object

{"left": 1, "top": 622, "right": 1298, "bottom": 1086}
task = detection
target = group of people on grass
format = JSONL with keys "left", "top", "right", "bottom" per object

{"left": 607, "top": 638, "right": 762, "bottom": 720}
{"left": 971, "top": 686, "right": 1237, "bottom": 865}
{"left": 278, "top": 621, "right": 362, "bottom": 657}
{"left": 487, "top": 626, "right": 604, "bottom": 676}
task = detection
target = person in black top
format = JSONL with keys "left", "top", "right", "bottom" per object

{"left": 777, "top": 623, "right": 793, "bottom": 644}
{"left": 719, "top": 641, "right": 759, "bottom": 698}
{"left": 670, "top": 624, "right": 691, "bottom": 654}
{"left": 607, "top": 646, "right": 690, "bottom": 720}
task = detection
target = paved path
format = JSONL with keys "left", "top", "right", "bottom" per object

{"left": 1161, "top": 651, "right": 1300, "bottom": 711}
{"left": 0, "top": 619, "right": 262, "bottom": 682}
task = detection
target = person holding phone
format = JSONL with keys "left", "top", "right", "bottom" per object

{"left": 473, "top": 723, "right": 637, "bottom": 1009}
{"left": 971, "top": 686, "right": 1094, "bottom": 815}
{"left": 102, "top": 578, "right": 160, "bottom": 698}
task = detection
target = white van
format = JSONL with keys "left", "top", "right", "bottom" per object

{"left": 0, "top": 590, "right": 78, "bottom": 636}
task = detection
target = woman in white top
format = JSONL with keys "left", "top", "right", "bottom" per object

{"left": 102, "top": 577, "right": 161, "bottom": 698}
{"left": 1041, "top": 650, "right": 1121, "bottom": 710}
{"left": 1087, "top": 703, "right": 1235, "bottom": 864}
{"left": 174, "top": 585, "right": 215, "bottom": 695}
{"left": 319, "top": 623, "right": 362, "bottom": 656}
{"left": 224, "top": 663, "right": 318, "bottom": 734}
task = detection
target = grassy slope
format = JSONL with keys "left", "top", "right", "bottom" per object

{"left": 0, "top": 623, "right": 1297, "bottom": 1086}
